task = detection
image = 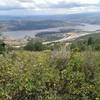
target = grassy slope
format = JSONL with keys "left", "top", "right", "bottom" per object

{"left": 72, "top": 33, "right": 100, "bottom": 92}
{"left": 0, "top": 33, "right": 100, "bottom": 99}
{"left": 74, "top": 33, "right": 100, "bottom": 41}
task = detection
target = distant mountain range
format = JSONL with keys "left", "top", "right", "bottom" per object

{"left": 65, "top": 12, "right": 100, "bottom": 24}
{"left": 0, "top": 12, "right": 100, "bottom": 32}
{"left": 0, "top": 12, "right": 100, "bottom": 23}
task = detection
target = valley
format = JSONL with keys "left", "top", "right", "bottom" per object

{"left": 1, "top": 23, "right": 100, "bottom": 47}
{"left": 0, "top": 5, "right": 100, "bottom": 99}
{"left": 0, "top": 12, "right": 100, "bottom": 47}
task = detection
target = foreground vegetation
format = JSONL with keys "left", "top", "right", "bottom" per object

{"left": 0, "top": 34, "right": 100, "bottom": 100}
{"left": 0, "top": 50, "right": 100, "bottom": 100}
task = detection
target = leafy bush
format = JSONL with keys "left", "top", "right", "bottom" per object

{"left": 87, "top": 37, "right": 94, "bottom": 45}
{"left": 0, "top": 50, "right": 99, "bottom": 100}
{"left": 24, "top": 40, "right": 45, "bottom": 51}
{"left": 0, "top": 41, "right": 6, "bottom": 54}
{"left": 94, "top": 44, "right": 100, "bottom": 51}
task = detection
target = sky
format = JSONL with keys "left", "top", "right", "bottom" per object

{"left": 0, "top": 0, "right": 100, "bottom": 16}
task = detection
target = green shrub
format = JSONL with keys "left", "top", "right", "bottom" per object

{"left": 0, "top": 41, "right": 6, "bottom": 54}
{"left": 0, "top": 50, "right": 99, "bottom": 100}
{"left": 24, "top": 40, "right": 45, "bottom": 51}
{"left": 87, "top": 37, "right": 94, "bottom": 45}
{"left": 95, "top": 44, "right": 100, "bottom": 51}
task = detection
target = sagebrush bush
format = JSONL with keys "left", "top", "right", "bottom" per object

{"left": 0, "top": 50, "right": 100, "bottom": 100}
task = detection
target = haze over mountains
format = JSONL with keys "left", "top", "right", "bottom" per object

{"left": 0, "top": 12, "right": 100, "bottom": 31}
{"left": 0, "top": 12, "right": 100, "bottom": 41}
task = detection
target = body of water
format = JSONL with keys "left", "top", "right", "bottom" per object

{"left": 2, "top": 23, "right": 100, "bottom": 39}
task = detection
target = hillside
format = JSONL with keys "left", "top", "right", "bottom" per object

{"left": 0, "top": 33, "right": 100, "bottom": 100}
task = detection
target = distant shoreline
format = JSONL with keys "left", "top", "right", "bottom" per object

{"left": 43, "top": 32, "right": 100, "bottom": 44}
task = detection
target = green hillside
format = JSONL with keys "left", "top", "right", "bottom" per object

{"left": 0, "top": 33, "right": 100, "bottom": 100}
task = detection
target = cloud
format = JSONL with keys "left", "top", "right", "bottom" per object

{"left": 48, "top": 2, "right": 95, "bottom": 9}
{"left": 0, "top": 0, "right": 100, "bottom": 15}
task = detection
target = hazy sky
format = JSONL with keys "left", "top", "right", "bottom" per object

{"left": 0, "top": 0, "right": 100, "bottom": 15}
